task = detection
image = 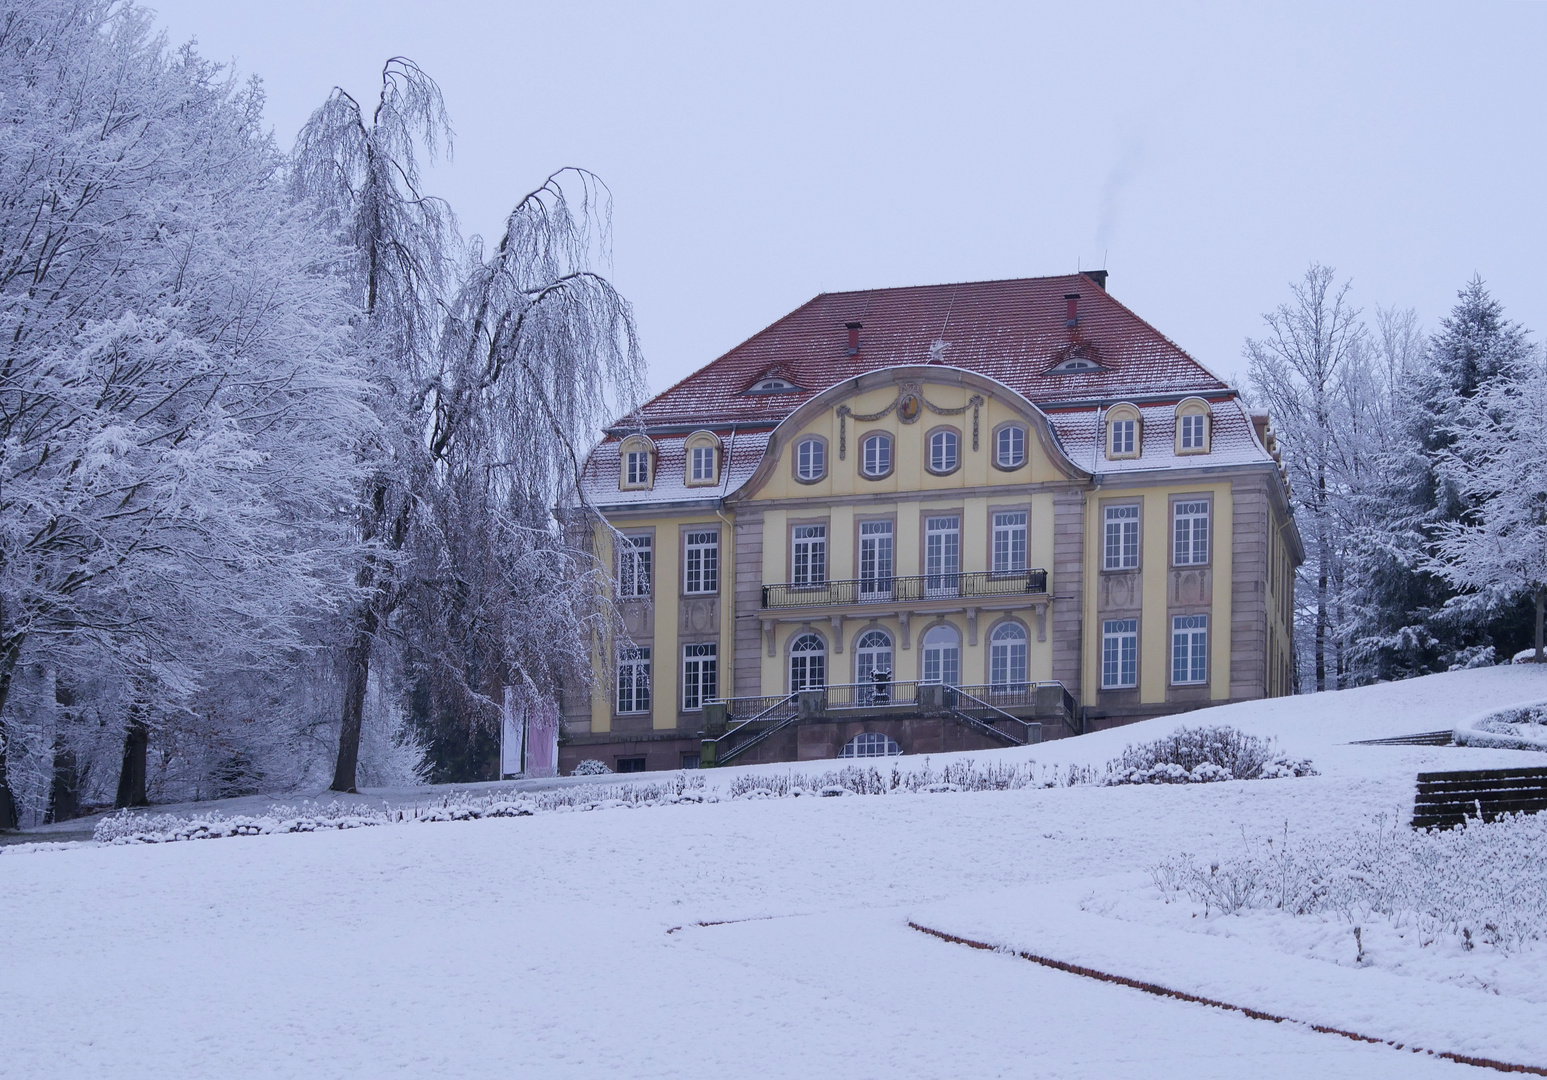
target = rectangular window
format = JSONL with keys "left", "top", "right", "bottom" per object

{"left": 859, "top": 520, "right": 894, "bottom": 599}
{"left": 1103, "top": 505, "right": 1140, "bottom": 570}
{"left": 792, "top": 524, "right": 827, "bottom": 585}
{"left": 1111, "top": 419, "right": 1135, "bottom": 455}
{"left": 681, "top": 752, "right": 701, "bottom": 770}
{"left": 1180, "top": 413, "right": 1206, "bottom": 450}
{"left": 616, "top": 756, "right": 646, "bottom": 773}
{"left": 682, "top": 643, "right": 717, "bottom": 711}
{"left": 992, "top": 511, "right": 1028, "bottom": 573}
{"left": 616, "top": 647, "right": 651, "bottom": 713}
{"left": 1173, "top": 501, "right": 1210, "bottom": 566}
{"left": 690, "top": 445, "right": 715, "bottom": 482}
{"left": 925, "top": 515, "right": 961, "bottom": 596}
{"left": 625, "top": 450, "right": 649, "bottom": 486}
{"left": 618, "top": 535, "right": 652, "bottom": 598}
{"left": 1171, "top": 614, "right": 1208, "bottom": 685}
{"left": 1101, "top": 619, "right": 1138, "bottom": 689}
{"left": 684, "top": 530, "right": 719, "bottom": 594}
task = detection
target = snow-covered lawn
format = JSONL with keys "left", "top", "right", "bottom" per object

{"left": 5, "top": 666, "right": 1547, "bottom": 1078}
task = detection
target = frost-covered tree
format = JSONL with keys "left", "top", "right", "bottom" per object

{"left": 290, "top": 58, "right": 456, "bottom": 793}
{"left": 1351, "top": 278, "right": 1534, "bottom": 677}
{"left": 1426, "top": 352, "right": 1547, "bottom": 660}
{"left": 410, "top": 170, "right": 644, "bottom": 776}
{"left": 1246, "top": 265, "right": 1371, "bottom": 690}
{"left": 0, "top": 2, "right": 369, "bottom": 824}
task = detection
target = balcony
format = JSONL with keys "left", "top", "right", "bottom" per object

{"left": 761, "top": 569, "right": 1048, "bottom": 610}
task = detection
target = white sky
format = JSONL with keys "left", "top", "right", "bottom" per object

{"left": 148, "top": 0, "right": 1547, "bottom": 396}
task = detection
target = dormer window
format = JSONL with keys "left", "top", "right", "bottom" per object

{"left": 684, "top": 430, "right": 721, "bottom": 487}
{"left": 746, "top": 377, "right": 801, "bottom": 394}
{"left": 1175, "top": 398, "right": 1212, "bottom": 455}
{"left": 1051, "top": 358, "right": 1098, "bottom": 372}
{"left": 618, "top": 435, "right": 655, "bottom": 490}
{"left": 1105, "top": 404, "right": 1142, "bottom": 461}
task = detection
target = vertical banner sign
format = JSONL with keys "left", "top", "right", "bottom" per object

{"left": 526, "top": 701, "right": 560, "bottom": 778}
{"left": 499, "top": 688, "right": 524, "bottom": 778}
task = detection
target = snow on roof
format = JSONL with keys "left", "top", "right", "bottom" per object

{"left": 1049, "top": 398, "right": 1275, "bottom": 477}
{"left": 617, "top": 274, "right": 1231, "bottom": 431}
{"left": 579, "top": 429, "right": 769, "bottom": 509}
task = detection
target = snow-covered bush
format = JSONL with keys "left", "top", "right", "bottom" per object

{"left": 1105, "top": 726, "right": 1316, "bottom": 785}
{"left": 571, "top": 760, "right": 612, "bottom": 776}
{"left": 87, "top": 773, "right": 711, "bottom": 845}
{"left": 1151, "top": 814, "right": 1547, "bottom": 952}
{"left": 1455, "top": 701, "right": 1547, "bottom": 751}
{"left": 725, "top": 759, "right": 1096, "bottom": 800}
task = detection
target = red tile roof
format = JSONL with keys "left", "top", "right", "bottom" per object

{"left": 618, "top": 274, "right": 1231, "bottom": 431}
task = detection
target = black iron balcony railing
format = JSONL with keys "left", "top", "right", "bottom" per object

{"left": 762, "top": 569, "right": 1047, "bottom": 610}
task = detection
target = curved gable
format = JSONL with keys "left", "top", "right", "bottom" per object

{"left": 727, "top": 365, "right": 1089, "bottom": 503}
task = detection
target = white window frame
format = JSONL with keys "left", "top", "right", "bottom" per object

{"left": 1103, "top": 505, "right": 1140, "bottom": 571}
{"left": 689, "top": 445, "right": 716, "bottom": 483}
{"left": 992, "top": 511, "right": 1028, "bottom": 574}
{"left": 858, "top": 520, "right": 894, "bottom": 599}
{"left": 795, "top": 438, "right": 826, "bottom": 481}
{"left": 618, "top": 534, "right": 653, "bottom": 598}
{"left": 1171, "top": 614, "right": 1209, "bottom": 685}
{"left": 1173, "top": 501, "right": 1210, "bottom": 567}
{"left": 988, "top": 622, "right": 1028, "bottom": 688}
{"left": 624, "top": 449, "right": 650, "bottom": 487}
{"left": 681, "top": 643, "right": 717, "bottom": 711}
{"left": 925, "top": 515, "right": 961, "bottom": 596}
{"left": 1179, "top": 413, "right": 1207, "bottom": 451}
{"left": 839, "top": 732, "right": 901, "bottom": 758}
{"left": 1101, "top": 618, "right": 1138, "bottom": 689}
{"left": 860, "top": 433, "right": 892, "bottom": 478}
{"left": 995, "top": 424, "right": 1026, "bottom": 468}
{"left": 1110, "top": 418, "right": 1136, "bottom": 457}
{"left": 789, "top": 633, "right": 827, "bottom": 692}
{"left": 616, "top": 647, "right": 651, "bottom": 713}
{"left": 684, "top": 530, "right": 719, "bottom": 594}
{"left": 792, "top": 524, "right": 827, "bottom": 586}
{"left": 928, "top": 429, "right": 959, "bottom": 473}
{"left": 920, "top": 624, "right": 961, "bottom": 686}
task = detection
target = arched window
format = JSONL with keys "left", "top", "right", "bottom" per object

{"left": 860, "top": 432, "right": 893, "bottom": 478}
{"left": 989, "top": 621, "right": 1029, "bottom": 689}
{"left": 618, "top": 435, "right": 655, "bottom": 490}
{"left": 920, "top": 624, "right": 961, "bottom": 686}
{"left": 839, "top": 732, "right": 902, "bottom": 758}
{"left": 794, "top": 436, "right": 826, "bottom": 482}
{"left": 1106, "top": 404, "right": 1142, "bottom": 461}
{"left": 684, "top": 431, "right": 720, "bottom": 487}
{"left": 994, "top": 424, "right": 1027, "bottom": 469}
{"left": 789, "top": 633, "right": 826, "bottom": 692}
{"left": 854, "top": 629, "right": 894, "bottom": 686}
{"left": 927, "top": 428, "right": 960, "bottom": 474}
{"left": 1174, "top": 398, "right": 1212, "bottom": 455}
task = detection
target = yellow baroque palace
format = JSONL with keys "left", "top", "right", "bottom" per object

{"left": 561, "top": 273, "right": 1301, "bottom": 773}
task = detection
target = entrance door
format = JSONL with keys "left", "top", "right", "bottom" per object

{"left": 859, "top": 521, "right": 894, "bottom": 601}
{"left": 855, "top": 629, "right": 894, "bottom": 704}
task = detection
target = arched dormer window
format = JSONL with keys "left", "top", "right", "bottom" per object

{"left": 619, "top": 434, "right": 655, "bottom": 490}
{"left": 1051, "top": 357, "right": 1099, "bottom": 372}
{"left": 684, "top": 430, "right": 721, "bottom": 487}
{"left": 1174, "top": 398, "right": 1212, "bottom": 455}
{"left": 1106, "top": 404, "right": 1142, "bottom": 461}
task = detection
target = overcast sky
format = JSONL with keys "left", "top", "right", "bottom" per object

{"left": 149, "top": 1, "right": 1546, "bottom": 396}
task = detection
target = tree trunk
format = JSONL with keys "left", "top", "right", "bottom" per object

{"left": 1536, "top": 589, "right": 1545, "bottom": 662}
{"left": 0, "top": 723, "right": 16, "bottom": 830}
{"left": 46, "top": 742, "right": 79, "bottom": 824}
{"left": 0, "top": 632, "right": 25, "bottom": 830}
{"left": 114, "top": 704, "right": 150, "bottom": 809}
{"left": 330, "top": 610, "right": 378, "bottom": 794}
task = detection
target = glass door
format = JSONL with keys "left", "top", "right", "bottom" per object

{"left": 924, "top": 515, "right": 961, "bottom": 597}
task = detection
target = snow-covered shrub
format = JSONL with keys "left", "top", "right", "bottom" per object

{"left": 724, "top": 759, "right": 1097, "bottom": 800}
{"left": 571, "top": 760, "right": 611, "bottom": 776}
{"left": 1455, "top": 701, "right": 1547, "bottom": 751}
{"left": 86, "top": 773, "right": 711, "bottom": 845}
{"left": 1104, "top": 726, "right": 1316, "bottom": 785}
{"left": 1151, "top": 814, "right": 1547, "bottom": 952}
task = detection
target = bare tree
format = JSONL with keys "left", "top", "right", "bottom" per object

{"left": 1246, "top": 265, "right": 1369, "bottom": 691}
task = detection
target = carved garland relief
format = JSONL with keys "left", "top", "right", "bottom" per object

{"left": 835, "top": 385, "right": 985, "bottom": 458}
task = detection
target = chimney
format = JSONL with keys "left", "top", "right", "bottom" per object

{"left": 1082, "top": 269, "right": 1108, "bottom": 292}
{"left": 846, "top": 322, "right": 862, "bottom": 356}
{"left": 1064, "top": 293, "right": 1080, "bottom": 335}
